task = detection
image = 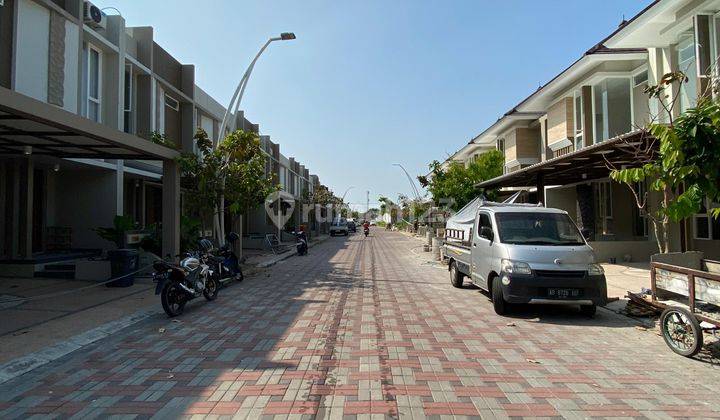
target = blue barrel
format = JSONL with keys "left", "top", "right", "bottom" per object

{"left": 107, "top": 249, "right": 138, "bottom": 287}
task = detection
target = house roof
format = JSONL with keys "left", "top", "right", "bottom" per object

{"left": 444, "top": 7, "right": 652, "bottom": 164}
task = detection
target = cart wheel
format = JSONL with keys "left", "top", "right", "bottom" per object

{"left": 660, "top": 307, "right": 703, "bottom": 357}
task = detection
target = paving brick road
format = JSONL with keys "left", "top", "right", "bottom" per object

{"left": 1, "top": 230, "right": 720, "bottom": 419}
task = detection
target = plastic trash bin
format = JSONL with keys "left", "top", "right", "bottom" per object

{"left": 107, "top": 249, "right": 138, "bottom": 287}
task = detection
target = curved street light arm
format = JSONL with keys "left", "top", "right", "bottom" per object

{"left": 218, "top": 37, "right": 277, "bottom": 138}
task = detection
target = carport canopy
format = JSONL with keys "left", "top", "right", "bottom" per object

{"left": 0, "top": 86, "right": 181, "bottom": 257}
{"left": 477, "top": 130, "right": 655, "bottom": 190}
{"left": 0, "top": 86, "right": 178, "bottom": 160}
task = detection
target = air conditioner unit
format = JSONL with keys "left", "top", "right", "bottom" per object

{"left": 83, "top": 1, "right": 106, "bottom": 30}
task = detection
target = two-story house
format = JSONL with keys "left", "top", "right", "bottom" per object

{"left": 441, "top": 0, "right": 720, "bottom": 261}
{"left": 0, "top": 0, "right": 324, "bottom": 276}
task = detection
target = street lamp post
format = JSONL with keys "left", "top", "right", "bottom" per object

{"left": 393, "top": 163, "right": 421, "bottom": 200}
{"left": 340, "top": 186, "right": 354, "bottom": 219}
{"left": 215, "top": 32, "right": 295, "bottom": 246}
{"left": 218, "top": 32, "right": 296, "bottom": 140}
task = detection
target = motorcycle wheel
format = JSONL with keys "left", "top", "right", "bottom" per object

{"left": 161, "top": 283, "right": 187, "bottom": 317}
{"left": 203, "top": 276, "right": 219, "bottom": 301}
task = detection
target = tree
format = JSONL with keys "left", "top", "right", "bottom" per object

{"left": 398, "top": 194, "right": 431, "bottom": 222}
{"left": 178, "top": 128, "right": 276, "bottom": 248}
{"left": 418, "top": 149, "right": 504, "bottom": 210}
{"left": 307, "top": 184, "right": 341, "bottom": 222}
{"left": 378, "top": 196, "right": 396, "bottom": 220}
{"left": 610, "top": 71, "right": 720, "bottom": 253}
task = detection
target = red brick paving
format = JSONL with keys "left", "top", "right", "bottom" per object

{"left": 1, "top": 230, "right": 720, "bottom": 418}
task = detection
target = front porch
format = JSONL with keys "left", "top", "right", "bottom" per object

{"left": 477, "top": 130, "right": 718, "bottom": 261}
{"left": 0, "top": 86, "right": 181, "bottom": 276}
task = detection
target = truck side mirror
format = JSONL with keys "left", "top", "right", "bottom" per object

{"left": 480, "top": 226, "right": 494, "bottom": 242}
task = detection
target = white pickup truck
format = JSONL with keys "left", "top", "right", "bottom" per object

{"left": 444, "top": 203, "right": 607, "bottom": 316}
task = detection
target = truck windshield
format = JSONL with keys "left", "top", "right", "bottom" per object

{"left": 495, "top": 212, "right": 585, "bottom": 246}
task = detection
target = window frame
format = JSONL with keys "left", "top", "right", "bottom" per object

{"left": 590, "top": 76, "right": 634, "bottom": 143}
{"left": 86, "top": 44, "right": 102, "bottom": 123}
{"left": 677, "top": 32, "right": 698, "bottom": 113}
{"left": 123, "top": 64, "right": 134, "bottom": 133}
{"left": 475, "top": 211, "right": 493, "bottom": 241}
{"left": 693, "top": 198, "right": 719, "bottom": 240}
{"left": 574, "top": 90, "right": 584, "bottom": 151}
{"left": 632, "top": 68, "right": 649, "bottom": 87}
{"left": 164, "top": 94, "right": 180, "bottom": 112}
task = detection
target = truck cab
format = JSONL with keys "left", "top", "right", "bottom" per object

{"left": 444, "top": 204, "right": 607, "bottom": 316}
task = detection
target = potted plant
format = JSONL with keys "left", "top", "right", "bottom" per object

{"left": 93, "top": 215, "right": 138, "bottom": 287}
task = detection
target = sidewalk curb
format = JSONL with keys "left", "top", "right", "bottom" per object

{"left": 257, "top": 235, "right": 330, "bottom": 268}
{"left": 0, "top": 308, "right": 160, "bottom": 385}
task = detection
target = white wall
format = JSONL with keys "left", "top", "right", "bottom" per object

{"left": 15, "top": 0, "right": 50, "bottom": 101}
{"left": 63, "top": 21, "right": 80, "bottom": 113}
{"left": 200, "top": 114, "right": 215, "bottom": 141}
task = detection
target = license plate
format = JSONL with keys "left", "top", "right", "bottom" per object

{"left": 548, "top": 288, "right": 581, "bottom": 298}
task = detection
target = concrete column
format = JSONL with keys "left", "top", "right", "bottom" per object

{"left": 180, "top": 102, "right": 195, "bottom": 152}
{"left": 10, "top": 161, "right": 20, "bottom": 257}
{"left": 0, "top": 163, "right": 6, "bottom": 257}
{"left": 581, "top": 86, "right": 593, "bottom": 146}
{"left": 115, "top": 160, "right": 124, "bottom": 216}
{"left": 162, "top": 160, "right": 180, "bottom": 258}
{"left": 18, "top": 158, "right": 33, "bottom": 258}
{"left": 139, "top": 180, "right": 146, "bottom": 226}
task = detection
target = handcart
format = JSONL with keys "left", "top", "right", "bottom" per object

{"left": 628, "top": 259, "right": 720, "bottom": 357}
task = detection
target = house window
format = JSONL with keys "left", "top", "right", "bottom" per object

{"left": 496, "top": 138, "right": 505, "bottom": 156}
{"left": 574, "top": 90, "right": 583, "bottom": 150}
{"left": 123, "top": 64, "right": 133, "bottom": 133}
{"left": 694, "top": 199, "right": 720, "bottom": 240}
{"left": 86, "top": 45, "right": 102, "bottom": 122}
{"left": 165, "top": 94, "right": 179, "bottom": 111}
{"left": 595, "top": 181, "right": 613, "bottom": 235}
{"left": 279, "top": 168, "right": 286, "bottom": 191}
{"left": 633, "top": 70, "right": 648, "bottom": 87}
{"left": 593, "top": 77, "right": 631, "bottom": 143}
{"left": 677, "top": 35, "right": 698, "bottom": 113}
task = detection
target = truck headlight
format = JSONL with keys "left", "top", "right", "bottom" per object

{"left": 588, "top": 263, "right": 604, "bottom": 275}
{"left": 501, "top": 259, "right": 532, "bottom": 275}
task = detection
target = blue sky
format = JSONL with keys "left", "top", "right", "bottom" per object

{"left": 95, "top": 0, "right": 648, "bottom": 209}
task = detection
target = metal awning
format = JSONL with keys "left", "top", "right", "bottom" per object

{"left": 477, "top": 130, "right": 654, "bottom": 188}
{"left": 0, "top": 86, "right": 179, "bottom": 160}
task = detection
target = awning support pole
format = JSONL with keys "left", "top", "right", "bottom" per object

{"left": 162, "top": 160, "right": 180, "bottom": 259}
{"left": 535, "top": 174, "right": 545, "bottom": 206}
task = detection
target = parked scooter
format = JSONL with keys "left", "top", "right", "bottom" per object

{"left": 206, "top": 232, "right": 243, "bottom": 284}
{"left": 153, "top": 239, "right": 218, "bottom": 317}
{"left": 294, "top": 230, "right": 308, "bottom": 255}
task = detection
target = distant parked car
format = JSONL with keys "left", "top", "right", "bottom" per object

{"left": 347, "top": 221, "right": 357, "bottom": 233}
{"left": 330, "top": 218, "right": 349, "bottom": 236}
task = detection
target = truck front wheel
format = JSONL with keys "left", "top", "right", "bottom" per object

{"left": 449, "top": 261, "right": 463, "bottom": 288}
{"left": 491, "top": 276, "right": 507, "bottom": 315}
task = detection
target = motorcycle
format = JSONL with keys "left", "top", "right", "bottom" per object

{"left": 153, "top": 239, "right": 219, "bottom": 317}
{"left": 206, "top": 232, "right": 243, "bottom": 284}
{"left": 364, "top": 226, "right": 370, "bottom": 237}
{"left": 294, "top": 230, "right": 308, "bottom": 255}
